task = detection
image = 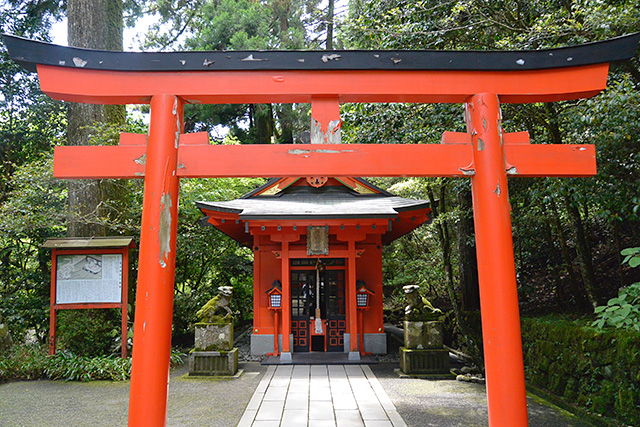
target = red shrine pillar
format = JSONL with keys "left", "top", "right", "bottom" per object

{"left": 280, "top": 241, "right": 292, "bottom": 361}
{"left": 129, "top": 94, "right": 183, "bottom": 427}
{"left": 347, "top": 239, "right": 359, "bottom": 358}
{"left": 466, "top": 93, "right": 528, "bottom": 426}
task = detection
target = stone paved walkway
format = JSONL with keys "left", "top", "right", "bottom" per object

{"left": 238, "top": 364, "right": 406, "bottom": 427}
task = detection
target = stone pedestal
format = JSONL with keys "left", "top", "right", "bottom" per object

{"left": 189, "top": 348, "right": 238, "bottom": 376}
{"left": 400, "top": 320, "right": 449, "bottom": 375}
{"left": 189, "top": 321, "right": 237, "bottom": 376}
{"left": 404, "top": 320, "right": 443, "bottom": 349}
{"left": 399, "top": 347, "right": 449, "bottom": 374}
{"left": 194, "top": 322, "right": 233, "bottom": 351}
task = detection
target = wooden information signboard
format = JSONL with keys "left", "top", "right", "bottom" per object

{"left": 44, "top": 237, "right": 135, "bottom": 357}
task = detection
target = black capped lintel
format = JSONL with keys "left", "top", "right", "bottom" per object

{"left": 3, "top": 33, "right": 639, "bottom": 73}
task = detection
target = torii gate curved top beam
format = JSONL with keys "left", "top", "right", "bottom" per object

{"left": 3, "top": 33, "right": 640, "bottom": 104}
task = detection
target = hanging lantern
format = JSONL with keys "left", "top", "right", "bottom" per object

{"left": 356, "top": 280, "right": 374, "bottom": 308}
{"left": 267, "top": 280, "right": 282, "bottom": 309}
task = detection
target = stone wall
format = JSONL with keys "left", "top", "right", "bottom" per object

{"left": 521, "top": 317, "right": 640, "bottom": 426}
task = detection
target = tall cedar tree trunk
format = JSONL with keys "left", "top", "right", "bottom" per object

{"left": 613, "top": 220, "right": 624, "bottom": 288}
{"left": 253, "top": 104, "right": 274, "bottom": 144}
{"left": 326, "top": 0, "right": 334, "bottom": 50}
{"left": 427, "top": 183, "right": 484, "bottom": 369}
{"left": 275, "top": 105, "right": 295, "bottom": 144}
{"left": 67, "top": 0, "right": 124, "bottom": 237}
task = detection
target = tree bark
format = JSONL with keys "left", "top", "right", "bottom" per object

{"left": 66, "top": 0, "right": 124, "bottom": 237}
{"left": 326, "top": 0, "right": 335, "bottom": 50}
{"left": 547, "top": 198, "right": 589, "bottom": 309}
{"left": 275, "top": 104, "right": 295, "bottom": 144}
{"left": 254, "top": 104, "right": 274, "bottom": 144}
{"left": 612, "top": 219, "right": 624, "bottom": 288}
{"left": 563, "top": 194, "right": 598, "bottom": 308}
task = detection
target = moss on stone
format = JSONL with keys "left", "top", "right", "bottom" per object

{"left": 522, "top": 316, "right": 640, "bottom": 426}
{"left": 194, "top": 321, "right": 231, "bottom": 327}
{"left": 591, "top": 380, "right": 615, "bottom": 413}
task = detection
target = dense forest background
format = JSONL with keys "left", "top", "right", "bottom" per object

{"left": 1, "top": 0, "right": 639, "bottom": 361}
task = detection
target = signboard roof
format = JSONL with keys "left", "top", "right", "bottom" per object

{"left": 43, "top": 236, "right": 136, "bottom": 249}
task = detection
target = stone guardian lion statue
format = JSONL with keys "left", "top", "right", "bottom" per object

{"left": 196, "top": 286, "right": 234, "bottom": 323}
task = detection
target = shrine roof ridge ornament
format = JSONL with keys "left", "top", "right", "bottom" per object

{"left": 3, "top": 32, "right": 639, "bottom": 73}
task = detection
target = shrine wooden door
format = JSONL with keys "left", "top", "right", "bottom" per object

{"left": 324, "top": 270, "right": 346, "bottom": 352}
{"left": 291, "top": 270, "right": 312, "bottom": 352}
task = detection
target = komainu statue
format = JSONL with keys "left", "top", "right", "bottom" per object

{"left": 196, "top": 286, "right": 234, "bottom": 323}
{"left": 403, "top": 284, "right": 442, "bottom": 321}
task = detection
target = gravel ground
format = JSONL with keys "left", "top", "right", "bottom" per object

{"left": 371, "top": 362, "right": 596, "bottom": 427}
{"left": 0, "top": 362, "right": 265, "bottom": 427}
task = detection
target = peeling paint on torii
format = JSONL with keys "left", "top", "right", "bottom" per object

{"left": 3, "top": 32, "right": 639, "bottom": 427}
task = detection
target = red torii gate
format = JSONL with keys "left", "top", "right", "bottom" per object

{"left": 4, "top": 33, "right": 640, "bottom": 427}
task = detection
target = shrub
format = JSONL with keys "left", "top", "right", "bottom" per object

{"left": 592, "top": 283, "right": 640, "bottom": 331}
{"left": 44, "top": 351, "right": 132, "bottom": 382}
{"left": 1, "top": 343, "right": 185, "bottom": 383}
{"left": 593, "top": 248, "right": 640, "bottom": 332}
{"left": 0, "top": 343, "right": 47, "bottom": 382}
{"left": 56, "top": 309, "right": 122, "bottom": 357}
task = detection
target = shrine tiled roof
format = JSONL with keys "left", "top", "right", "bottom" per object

{"left": 196, "top": 183, "right": 429, "bottom": 220}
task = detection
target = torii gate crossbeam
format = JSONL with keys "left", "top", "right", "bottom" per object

{"left": 4, "top": 33, "right": 639, "bottom": 427}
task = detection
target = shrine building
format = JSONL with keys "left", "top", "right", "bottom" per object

{"left": 197, "top": 176, "right": 431, "bottom": 359}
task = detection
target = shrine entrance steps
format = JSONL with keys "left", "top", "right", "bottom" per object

{"left": 261, "top": 353, "right": 377, "bottom": 365}
{"left": 238, "top": 364, "right": 406, "bottom": 426}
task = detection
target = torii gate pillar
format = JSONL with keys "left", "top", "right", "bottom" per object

{"left": 128, "top": 94, "right": 183, "bottom": 426}
{"left": 467, "top": 93, "right": 528, "bottom": 424}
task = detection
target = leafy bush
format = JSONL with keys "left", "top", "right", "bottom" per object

{"left": 0, "top": 343, "right": 47, "bottom": 382}
{"left": 1, "top": 343, "right": 185, "bottom": 383}
{"left": 593, "top": 248, "right": 640, "bottom": 332}
{"left": 56, "top": 309, "right": 122, "bottom": 357}
{"left": 592, "top": 284, "right": 640, "bottom": 331}
{"left": 44, "top": 351, "right": 132, "bottom": 382}
{"left": 621, "top": 247, "right": 640, "bottom": 268}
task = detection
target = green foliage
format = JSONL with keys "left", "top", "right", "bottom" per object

{"left": 0, "top": 119, "right": 146, "bottom": 345}
{"left": 342, "top": 0, "right": 640, "bottom": 318}
{"left": 621, "top": 247, "right": 640, "bottom": 269}
{"left": 45, "top": 347, "right": 183, "bottom": 382}
{"left": 0, "top": 156, "right": 66, "bottom": 341}
{"left": 172, "top": 176, "right": 262, "bottom": 345}
{"left": 56, "top": 309, "right": 123, "bottom": 357}
{"left": 44, "top": 351, "right": 132, "bottom": 382}
{"left": 593, "top": 248, "right": 640, "bottom": 332}
{"left": 135, "top": 0, "right": 328, "bottom": 143}
{"left": 1, "top": 1, "right": 65, "bottom": 200}
{"left": 0, "top": 343, "right": 185, "bottom": 383}
{"left": 0, "top": 343, "right": 47, "bottom": 382}
{"left": 592, "top": 284, "right": 640, "bottom": 332}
